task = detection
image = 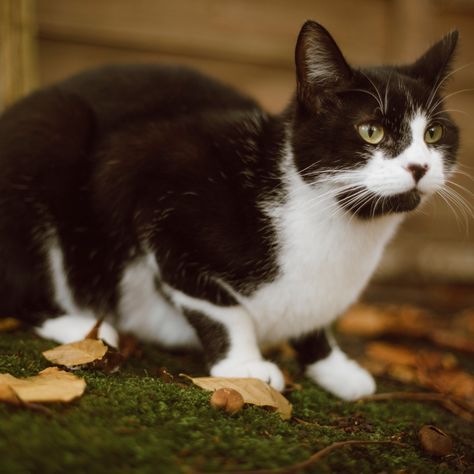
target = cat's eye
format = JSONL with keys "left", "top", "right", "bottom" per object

{"left": 357, "top": 123, "right": 384, "bottom": 145}
{"left": 424, "top": 124, "right": 443, "bottom": 144}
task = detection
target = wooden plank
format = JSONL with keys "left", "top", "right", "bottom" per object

{"left": 0, "top": 0, "right": 38, "bottom": 110}
{"left": 38, "top": 39, "right": 295, "bottom": 113}
{"left": 37, "top": 0, "right": 389, "bottom": 67}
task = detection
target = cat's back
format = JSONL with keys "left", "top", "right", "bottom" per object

{"left": 57, "top": 64, "right": 259, "bottom": 131}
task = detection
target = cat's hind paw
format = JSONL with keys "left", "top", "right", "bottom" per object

{"left": 210, "top": 358, "right": 285, "bottom": 392}
{"left": 36, "top": 314, "right": 119, "bottom": 348}
{"left": 306, "top": 349, "right": 375, "bottom": 401}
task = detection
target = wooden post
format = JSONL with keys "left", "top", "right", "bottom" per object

{"left": 0, "top": 0, "right": 38, "bottom": 111}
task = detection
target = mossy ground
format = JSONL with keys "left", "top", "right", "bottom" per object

{"left": 1, "top": 326, "right": 473, "bottom": 474}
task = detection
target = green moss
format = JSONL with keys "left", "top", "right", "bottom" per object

{"left": 0, "top": 330, "right": 472, "bottom": 473}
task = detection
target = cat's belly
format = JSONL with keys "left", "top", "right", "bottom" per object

{"left": 245, "top": 264, "right": 374, "bottom": 345}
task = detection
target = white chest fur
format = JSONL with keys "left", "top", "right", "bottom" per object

{"left": 243, "top": 162, "right": 402, "bottom": 344}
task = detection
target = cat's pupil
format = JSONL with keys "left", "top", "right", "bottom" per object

{"left": 368, "top": 126, "right": 375, "bottom": 137}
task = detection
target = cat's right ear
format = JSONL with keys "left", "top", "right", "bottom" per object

{"left": 295, "top": 21, "right": 352, "bottom": 104}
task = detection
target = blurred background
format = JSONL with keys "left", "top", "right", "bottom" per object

{"left": 1, "top": 0, "right": 473, "bottom": 297}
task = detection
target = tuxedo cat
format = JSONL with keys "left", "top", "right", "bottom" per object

{"left": 0, "top": 21, "right": 459, "bottom": 400}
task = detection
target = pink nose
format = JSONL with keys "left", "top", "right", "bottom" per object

{"left": 406, "top": 163, "right": 429, "bottom": 183}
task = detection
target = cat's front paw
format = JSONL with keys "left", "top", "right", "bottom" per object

{"left": 306, "top": 349, "right": 375, "bottom": 401}
{"left": 210, "top": 358, "right": 285, "bottom": 392}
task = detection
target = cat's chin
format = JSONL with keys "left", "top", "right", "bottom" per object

{"left": 337, "top": 188, "right": 421, "bottom": 219}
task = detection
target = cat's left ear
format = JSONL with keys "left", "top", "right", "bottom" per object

{"left": 402, "top": 31, "right": 459, "bottom": 86}
{"left": 295, "top": 21, "right": 352, "bottom": 103}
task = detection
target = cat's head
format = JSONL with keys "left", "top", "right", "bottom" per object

{"left": 290, "top": 21, "right": 460, "bottom": 218}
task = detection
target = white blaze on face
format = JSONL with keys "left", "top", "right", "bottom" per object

{"left": 360, "top": 112, "right": 446, "bottom": 197}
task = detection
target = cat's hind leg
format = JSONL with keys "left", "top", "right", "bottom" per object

{"left": 36, "top": 314, "right": 119, "bottom": 347}
{"left": 291, "top": 329, "right": 375, "bottom": 401}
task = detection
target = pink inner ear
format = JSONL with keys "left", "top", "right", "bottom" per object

{"left": 295, "top": 20, "right": 352, "bottom": 96}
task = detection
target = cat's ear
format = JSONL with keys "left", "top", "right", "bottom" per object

{"left": 295, "top": 21, "right": 352, "bottom": 102}
{"left": 403, "top": 31, "right": 459, "bottom": 86}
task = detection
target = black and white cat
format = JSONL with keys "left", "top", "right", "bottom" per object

{"left": 0, "top": 21, "right": 459, "bottom": 400}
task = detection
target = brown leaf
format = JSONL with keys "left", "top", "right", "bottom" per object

{"left": 84, "top": 317, "right": 104, "bottom": 340}
{"left": 338, "top": 304, "right": 396, "bottom": 337}
{"left": 42, "top": 338, "right": 108, "bottom": 368}
{"left": 119, "top": 334, "right": 139, "bottom": 359}
{"left": 0, "top": 318, "right": 21, "bottom": 332}
{"left": 97, "top": 347, "right": 124, "bottom": 373}
{"left": 0, "top": 383, "right": 22, "bottom": 405}
{"left": 420, "top": 369, "right": 474, "bottom": 400}
{"left": 0, "top": 367, "right": 86, "bottom": 403}
{"left": 184, "top": 375, "right": 292, "bottom": 420}
{"left": 366, "top": 342, "right": 418, "bottom": 366}
{"left": 340, "top": 304, "right": 474, "bottom": 355}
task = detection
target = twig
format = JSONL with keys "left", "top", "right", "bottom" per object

{"left": 21, "top": 401, "right": 54, "bottom": 417}
{"left": 360, "top": 392, "right": 473, "bottom": 422}
{"left": 220, "top": 440, "right": 406, "bottom": 474}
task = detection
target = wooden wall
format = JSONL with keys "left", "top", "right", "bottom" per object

{"left": 11, "top": 0, "right": 474, "bottom": 282}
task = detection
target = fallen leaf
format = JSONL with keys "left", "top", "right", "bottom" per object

{"left": 0, "top": 318, "right": 21, "bottom": 332}
{"left": 98, "top": 347, "right": 124, "bottom": 373}
{"left": 157, "top": 367, "right": 174, "bottom": 383}
{"left": 366, "top": 342, "right": 418, "bottom": 366}
{"left": 419, "top": 369, "right": 474, "bottom": 400}
{"left": 43, "top": 339, "right": 108, "bottom": 368}
{"left": 338, "top": 305, "right": 396, "bottom": 336}
{"left": 84, "top": 317, "right": 104, "bottom": 340}
{"left": 184, "top": 375, "right": 292, "bottom": 420}
{"left": 362, "top": 342, "right": 474, "bottom": 404}
{"left": 0, "top": 383, "right": 22, "bottom": 405}
{"left": 339, "top": 304, "right": 474, "bottom": 354}
{"left": 0, "top": 367, "right": 86, "bottom": 403}
{"left": 119, "top": 334, "right": 139, "bottom": 359}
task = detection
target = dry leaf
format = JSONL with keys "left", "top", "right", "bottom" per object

{"left": 363, "top": 342, "right": 474, "bottom": 404}
{"left": 0, "top": 318, "right": 21, "bottom": 332}
{"left": 185, "top": 375, "right": 292, "bottom": 420}
{"left": 419, "top": 369, "right": 474, "bottom": 400}
{"left": 119, "top": 334, "right": 139, "bottom": 359}
{"left": 43, "top": 339, "right": 108, "bottom": 368}
{"left": 0, "top": 383, "right": 22, "bottom": 405}
{"left": 0, "top": 367, "right": 86, "bottom": 403}
{"left": 366, "top": 342, "right": 418, "bottom": 366}
{"left": 338, "top": 305, "right": 395, "bottom": 336}
{"left": 84, "top": 317, "right": 104, "bottom": 340}
{"left": 339, "top": 304, "right": 474, "bottom": 355}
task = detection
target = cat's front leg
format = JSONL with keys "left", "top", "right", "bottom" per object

{"left": 167, "top": 288, "right": 285, "bottom": 391}
{"left": 291, "top": 329, "right": 375, "bottom": 401}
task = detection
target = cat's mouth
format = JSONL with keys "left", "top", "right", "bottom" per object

{"left": 337, "top": 187, "right": 421, "bottom": 219}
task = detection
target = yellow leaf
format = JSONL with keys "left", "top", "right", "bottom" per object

{"left": 0, "top": 367, "right": 86, "bottom": 403}
{"left": 42, "top": 339, "right": 108, "bottom": 368}
{"left": 185, "top": 375, "right": 292, "bottom": 420}
{"left": 0, "top": 383, "right": 22, "bottom": 405}
{"left": 0, "top": 318, "right": 21, "bottom": 332}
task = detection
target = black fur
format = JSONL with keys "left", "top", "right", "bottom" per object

{"left": 291, "top": 330, "right": 332, "bottom": 366}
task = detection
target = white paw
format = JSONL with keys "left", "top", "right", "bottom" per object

{"left": 36, "top": 314, "right": 119, "bottom": 348}
{"left": 306, "top": 349, "right": 375, "bottom": 401}
{"left": 210, "top": 358, "right": 285, "bottom": 392}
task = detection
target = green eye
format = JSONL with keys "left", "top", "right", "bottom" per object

{"left": 425, "top": 124, "right": 443, "bottom": 144}
{"left": 358, "top": 123, "right": 384, "bottom": 144}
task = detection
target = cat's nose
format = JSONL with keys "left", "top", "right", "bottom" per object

{"left": 406, "top": 163, "right": 429, "bottom": 183}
